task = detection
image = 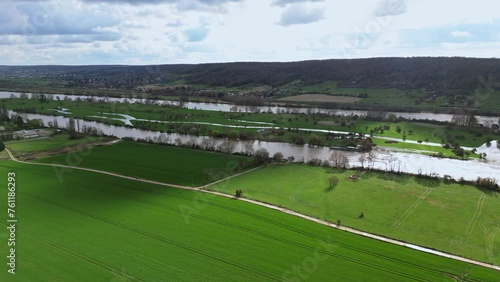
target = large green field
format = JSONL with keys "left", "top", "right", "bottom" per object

{"left": 5, "top": 133, "right": 110, "bottom": 157}
{"left": 0, "top": 161, "right": 499, "bottom": 281}
{"left": 210, "top": 165, "right": 500, "bottom": 264}
{"left": 37, "top": 141, "right": 254, "bottom": 186}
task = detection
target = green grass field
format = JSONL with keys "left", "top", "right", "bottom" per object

{"left": 210, "top": 165, "right": 500, "bottom": 264}
{"left": 0, "top": 161, "right": 498, "bottom": 281}
{"left": 37, "top": 141, "right": 254, "bottom": 186}
{"left": 5, "top": 133, "right": 109, "bottom": 156}
{"left": 2, "top": 76, "right": 500, "bottom": 113}
{"left": 371, "top": 138, "right": 479, "bottom": 159}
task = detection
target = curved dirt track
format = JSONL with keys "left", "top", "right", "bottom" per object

{"left": 4, "top": 148, "right": 500, "bottom": 272}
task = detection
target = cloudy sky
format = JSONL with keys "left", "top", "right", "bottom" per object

{"left": 0, "top": 0, "right": 499, "bottom": 65}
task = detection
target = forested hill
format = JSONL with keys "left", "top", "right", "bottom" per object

{"left": 0, "top": 57, "right": 499, "bottom": 93}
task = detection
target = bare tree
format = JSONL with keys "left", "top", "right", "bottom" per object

{"left": 366, "top": 151, "right": 376, "bottom": 169}
{"left": 254, "top": 148, "right": 270, "bottom": 164}
{"left": 174, "top": 138, "right": 183, "bottom": 146}
{"left": 158, "top": 133, "right": 169, "bottom": 144}
{"left": 329, "top": 151, "right": 349, "bottom": 169}
{"left": 218, "top": 140, "right": 236, "bottom": 154}
{"left": 202, "top": 138, "right": 217, "bottom": 150}
{"left": 273, "top": 152, "right": 284, "bottom": 162}
{"left": 358, "top": 154, "right": 366, "bottom": 169}
{"left": 185, "top": 137, "right": 197, "bottom": 148}
{"left": 452, "top": 113, "right": 477, "bottom": 127}
{"left": 243, "top": 142, "right": 255, "bottom": 156}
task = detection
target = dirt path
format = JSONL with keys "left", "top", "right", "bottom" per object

{"left": 4, "top": 148, "right": 499, "bottom": 272}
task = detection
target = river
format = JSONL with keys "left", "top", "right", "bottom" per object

{"left": 1, "top": 91, "right": 498, "bottom": 125}
{"left": 8, "top": 110, "right": 500, "bottom": 183}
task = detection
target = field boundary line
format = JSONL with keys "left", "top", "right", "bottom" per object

{"left": 201, "top": 165, "right": 264, "bottom": 188}
{"left": 4, "top": 148, "right": 500, "bottom": 272}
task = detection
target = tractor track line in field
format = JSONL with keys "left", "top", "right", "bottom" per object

{"left": 392, "top": 188, "right": 433, "bottom": 229}
{"left": 6, "top": 188, "right": 435, "bottom": 282}
{"left": 4, "top": 148, "right": 500, "bottom": 272}
{"left": 0, "top": 221, "right": 142, "bottom": 282}
{"left": 464, "top": 194, "right": 487, "bottom": 241}
{"left": 10, "top": 188, "right": 281, "bottom": 282}
{"left": 63, "top": 183, "right": 479, "bottom": 280}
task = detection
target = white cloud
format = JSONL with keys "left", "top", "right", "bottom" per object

{"left": 278, "top": 3, "right": 325, "bottom": 26}
{"left": 0, "top": 0, "right": 499, "bottom": 64}
{"left": 272, "top": 0, "right": 325, "bottom": 7}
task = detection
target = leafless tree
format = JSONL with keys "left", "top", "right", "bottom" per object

{"left": 218, "top": 140, "right": 236, "bottom": 154}
{"left": 158, "top": 133, "right": 169, "bottom": 144}
{"left": 329, "top": 151, "right": 349, "bottom": 169}
{"left": 254, "top": 148, "right": 270, "bottom": 164}
{"left": 358, "top": 154, "right": 366, "bottom": 169}
{"left": 243, "top": 142, "right": 255, "bottom": 156}
{"left": 366, "top": 151, "right": 376, "bottom": 169}
{"left": 200, "top": 138, "right": 216, "bottom": 150}
{"left": 273, "top": 152, "right": 284, "bottom": 162}
{"left": 174, "top": 137, "right": 183, "bottom": 146}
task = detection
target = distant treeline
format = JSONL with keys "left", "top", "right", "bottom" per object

{"left": 1, "top": 57, "right": 499, "bottom": 93}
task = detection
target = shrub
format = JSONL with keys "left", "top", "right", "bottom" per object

{"left": 443, "top": 175, "right": 454, "bottom": 184}
{"left": 308, "top": 158, "right": 322, "bottom": 166}
{"left": 235, "top": 190, "right": 243, "bottom": 198}
{"left": 329, "top": 176, "right": 339, "bottom": 188}
{"left": 254, "top": 148, "right": 270, "bottom": 165}
{"left": 476, "top": 177, "right": 499, "bottom": 191}
{"left": 272, "top": 152, "right": 284, "bottom": 162}
{"left": 358, "top": 138, "right": 373, "bottom": 152}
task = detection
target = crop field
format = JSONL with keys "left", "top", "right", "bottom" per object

{"left": 0, "top": 161, "right": 499, "bottom": 281}
{"left": 37, "top": 141, "right": 254, "bottom": 186}
{"left": 210, "top": 164, "right": 500, "bottom": 264}
{"left": 278, "top": 94, "right": 361, "bottom": 103}
{"left": 276, "top": 81, "right": 432, "bottom": 108}
{"left": 5, "top": 133, "right": 109, "bottom": 156}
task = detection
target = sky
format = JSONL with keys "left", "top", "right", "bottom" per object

{"left": 0, "top": 0, "right": 499, "bottom": 65}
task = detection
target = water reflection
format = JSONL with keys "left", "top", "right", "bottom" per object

{"left": 8, "top": 110, "right": 500, "bottom": 183}
{"left": 1, "top": 91, "right": 498, "bottom": 125}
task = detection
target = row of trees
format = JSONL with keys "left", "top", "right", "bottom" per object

{"left": 451, "top": 113, "right": 478, "bottom": 127}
